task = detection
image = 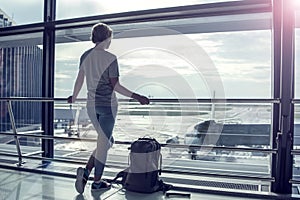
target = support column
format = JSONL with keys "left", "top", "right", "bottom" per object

{"left": 271, "top": 0, "right": 295, "bottom": 194}
{"left": 271, "top": 0, "right": 281, "bottom": 193}
{"left": 42, "top": 0, "right": 56, "bottom": 158}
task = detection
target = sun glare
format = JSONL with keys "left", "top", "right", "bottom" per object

{"left": 294, "top": 0, "right": 300, "bottom": 8}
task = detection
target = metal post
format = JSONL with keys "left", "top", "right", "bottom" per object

{"left": 271, "top": 0, "right": 295, "bottom": 194}
{"left": 7, "top": 101, "right": 24, "bottom": 166}
{"left": 42, "top": 0, "right": 56, "bottom": 159}
{"left": 271, "top": 0, "right": 282, "bottom": 193}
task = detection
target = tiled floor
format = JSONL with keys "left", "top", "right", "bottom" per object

{"left": 0, "top": 167, "right": 275, "bottom": 200}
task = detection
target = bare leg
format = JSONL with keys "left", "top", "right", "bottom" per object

{"left": 94, "top": 134, "right": 109, "bottom": 182}
{"left": 84, "top": 149, "right": 107, "bottom": 183}
{"left": 85, "top": 149, "right": 96, "bottom": 175}
{"left": 84, "top": 148, "right": 107, "bottom": 183}
{"left": 86, "top": 106, "right": 116, "bottom": 184}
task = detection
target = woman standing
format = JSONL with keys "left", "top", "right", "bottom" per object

{"left": 67, "top": 23, "right": 149, "bottom": 193}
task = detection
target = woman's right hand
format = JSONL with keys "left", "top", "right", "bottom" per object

{"left": 67, "top": 95, "right": 74, "bottom": 103}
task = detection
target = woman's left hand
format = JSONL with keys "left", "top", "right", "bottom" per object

{"left": 137, "top": 95, "right": 150, "bottom": 105}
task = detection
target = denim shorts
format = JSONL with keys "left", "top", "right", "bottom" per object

{"left": 95, "top": 106, "right": 118, "bottom": 140}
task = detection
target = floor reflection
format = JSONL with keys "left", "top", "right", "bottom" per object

{"left": 0, "top": 168, "right": 273, "bottom": 200}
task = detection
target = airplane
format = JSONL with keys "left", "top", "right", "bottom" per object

{"left": 182, "top": 120, "right": 300, "bottom": 160}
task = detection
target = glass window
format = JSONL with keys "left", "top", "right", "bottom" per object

{"left": 296, "top": 15, "right": 300, "bottom": 99}
{"left": 0, "top": 0, "right": 296, "bottom": 194}
{"left": 0, "top": 32, "right": 43, "bottom": 148}
{"left": 191, "top": 30, "right": 272, "bottom": 98}
{"left": 54, "top": 11, "right": 271, "bottom": 98}
{"left": 54, "top": 11, "right": 273, "bottom": 192}
{"left": 294, "top": 11, "right": 300, "bottom": 192}
{"left": 0, "top": 1, "right": 43, "bottom": 26}
{"left": 294, "top": 11, "right": 300, "bottom": 150}
{"left": 55, "top": 42, "right": 91, "bottom": 98}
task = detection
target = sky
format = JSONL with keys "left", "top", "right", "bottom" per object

{"left": 1, "top": 0, "right": 299, "bottom": 99}
{"left": 1, "top": 0, "right": 231, "bottom": 24}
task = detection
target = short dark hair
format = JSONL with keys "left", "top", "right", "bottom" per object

{"left": 91, "top": 23, "right": 112, "bottom": 43}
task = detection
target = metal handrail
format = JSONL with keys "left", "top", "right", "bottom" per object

{"left": 291, "top": 149, "right": 300, "bottom": 155}
{"left": 0, "top": 97, "right": 55, "bottom": 102}
{"left": 0, "top": 131, "right": 277, "bottom": 154}
{"left": 0, "top": 97, "right": 278, "bottom": 185}
{"left": 292, "top": 99, "right": 300, "bottom": 104}
{"left": 143, "top": 98, "right": 280, "bottom": 104}
{"left": 289, "top": 179, "right": 300, "bottom": 185}
{"left": 0, "top": 97, "right": 281, "bottom": 103}
{"left": 0, "top": 97, "right": 278, "bottom": 167}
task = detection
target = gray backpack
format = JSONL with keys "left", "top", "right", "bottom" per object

{"left": 111, "top": 137, "right": 172, "bottom": 193}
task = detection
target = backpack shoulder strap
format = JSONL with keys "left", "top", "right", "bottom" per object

{"left": 108, "top": 168, "right": 128, "bottom": 184}
{"left": 160, "top": 180, "right": 173, "bottom": 193}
